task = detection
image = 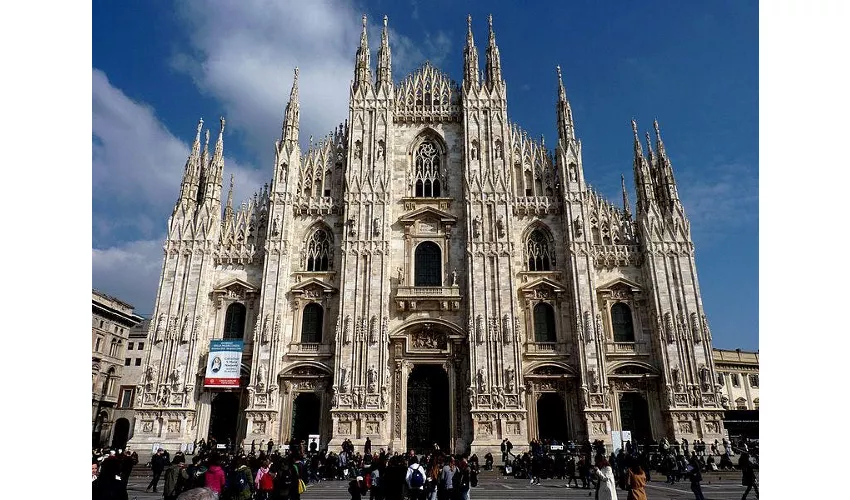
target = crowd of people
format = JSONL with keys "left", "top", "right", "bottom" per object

{"left": 92, "top": 435, "right": 757, "bottom": 500}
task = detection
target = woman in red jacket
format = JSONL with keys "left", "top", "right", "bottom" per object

{"left": 204, "top": 453, "right": 226, "bottom": 497}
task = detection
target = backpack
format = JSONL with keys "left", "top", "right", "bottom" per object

{"left": 227, "top": 468, "right": 250, "bottom": 494}
{"left": 364, "top": 471, "right": 372, "bottom": 489}
{"left": 259, "top": 471, "right": 275, "bottom": 491}
{"left": 409, "top": 466, "right": 425, "bottom": 489}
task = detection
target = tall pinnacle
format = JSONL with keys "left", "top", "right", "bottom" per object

{"left": 632, "top": 120, "right": 656, "bottom": 214}
{"left": 281, "top": 68, "right": 300, "bottom": 144}
{"left": 376, "top": 15, "right": 392, "bottom": 89}
{"left": 354, "top": 14, "right": 372, "bottom": 90}
{"left": 177, "top": 118, "right": 205, "bottom": 208}
{"left": 621, "top": 174, "right": 631, "bottom": 217}
{"left": 484, "top": 14, "right": 502, "bottom": 87}
{"left": 463, "top": 14, "right": 479, "bottom": 87}
{"left": 556, "top": 65, "right": 575, "bottom": 142}
{"left": 224, "top": 173, "right": 235, "bottom": 223}
{"left": 653, "top": 119, "right": 679, "bottom": 204}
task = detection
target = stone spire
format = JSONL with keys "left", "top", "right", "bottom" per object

{"left": 463, "top": 14, "right": 479, "bottom": 88}
{"left": 556, "top": 65, "right": 576, "bottom": 142}
{"left": 177, "top": 118, "right": 204, "bottom": 210}
{"left": 484, "top": 14, "right": 502, "bottom": 87}
{"left": 281, "top": 68, "right": 300, "bottom": 145}
{"left": 224, "top": 173, "right": 235, "bottom": 225}
{"left": 201, "top": 117, "right": 226, "bottom": 209}
{"left": 376, "top": 15, "right": 392, "bottom": 90}
{"left": 353, "top": 14, "right": 372, "bottom": 91}
{"left": 621, "top": 173, "right": 632, "bottom": 218}
{"left": 632, "top": 119, "right": 656, "bottom": 214}
{"left": 653, "top": 119, "right": 680, "bottom": 208}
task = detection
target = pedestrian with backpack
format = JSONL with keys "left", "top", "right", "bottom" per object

{"left": 227, "top": 456, "right": 254, "bottom": 500}
{"left": 186, "top": 456, "right": 208, "bottom": 490}
{"left": 255, "top": 459, "right": 275, "bottom": 500}
{"left": 406, "top": 456, "right": 427, "bottom": 500}
{"left": 451, "top": 459, "right": 472, "bottom": 500}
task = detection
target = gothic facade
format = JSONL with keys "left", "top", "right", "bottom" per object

{"left": 129, "top": 15, "right": 727, "bottom": 455}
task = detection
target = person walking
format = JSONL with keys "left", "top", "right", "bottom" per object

{"left": 147, "top": 448, "right": 168, "bottom": 492}
{"left": 739, "top": 450, "right": 759, "bottom": 499}
{"left": 203, "top": 453, "right": 226, "bottom": 498}
{"left": 625, "top": 460, "right": 647, "bottom": 500}
{"left": 592, "top": 457, "right": 618, "bottom": 500}
{"left": 163, "top": 455, "right": 189, "bottom": 500}
{"left": 686, "top": 455, "right": 706, "bottom": 500}
{"left": 439, "top": 457, "right": 457, "bottom": 500}
{"left": 406, "top": 456, "right": 428, "bottom": 500}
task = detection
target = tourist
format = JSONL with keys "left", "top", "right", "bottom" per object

{"left": 686, "top": 455, "right": 705, "bottom": 500}
{"left": 592, "top": 457, "right": 618, "bottom": 500}
{"left": 147, "top": 448, "right": 169, "bottom": 492}
{"left": 439, "top": 456, "right": 457, "bottom": 500}
{"left": 565, "top": 454, "right": 579, "bottom": 488}
{"left": 626, "top": 460, "right": 647, "bottom": 500}
{"left": 164, "top": 454, "right": 189, "bottom": 500}
{"left": 406, "top": 456, "right": 428, "bottom": 500}
{"left": 203, "top": 452, "right": 226, "bottom": 498}
{"left": 452, "top": 459, "right": 472, "bottom": 500}
{"left": 186, "top": 455, "right": 208, "bottom": 489}
{"left": 176, "top": 487, "right": 218, "bottom": 500}
{"left": 739, "top": 449, "right": 759, "bottom": 499}
{"left": 255, "top": 459, "right": 274, "bottom": 500}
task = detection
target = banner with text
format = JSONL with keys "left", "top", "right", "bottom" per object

{"left": 204, "top": 340, "right": 244, "bottom": 388}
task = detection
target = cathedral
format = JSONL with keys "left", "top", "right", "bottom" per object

{"left": 129, "top": 15, "right": 726, "bottom": 455}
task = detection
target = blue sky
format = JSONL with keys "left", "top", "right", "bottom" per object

{"left": 92, "top": 1, "right": 757, "bottom": 351}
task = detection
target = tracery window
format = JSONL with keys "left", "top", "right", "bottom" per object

{"left": 414, "top": 141, "right": 442, "bottom": 197}
{"left": 533, "top": 303, "right": 557, "bottom": 343}
{"left": 300, "top": 303, "right": 323, "bottom": 343}
{"left": 526, "top": 230, "right": 554, "bottom": 271}
{"left": 611, "top": 303, "right": 635, "bottom": 342}
{"left": 414, "top": 242, "right": 442, "bottom": 286}
{"left": 223, "top": 303, "right": 247, "bottom": 339}
{"left": 305, "top": 228, "right": 332, "bottom": 272}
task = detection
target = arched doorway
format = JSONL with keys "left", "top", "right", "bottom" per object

{"left": 111, "top": 418, "right": 131, "bottom": 450}
{"left": 209, "top": 392, "right": 242, "bottom": 447}
{"left": 291, "top": 392, "right": 321, "bottom": 442}
{"left": 537, "top": 393, "right": 568, "bottom": 442}
{"left": 619, "top": 392, "right": 652, "bottom": 443}
{"left": 407, "top": 364, "right": 449, "bottom": 452}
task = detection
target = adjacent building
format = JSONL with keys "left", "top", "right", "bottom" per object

{"left": 130, "top": 15, "right": 733, "bottom": 455}
{"left": 92, "top": 289, "right": 144, "bottom": 448}
{"left": 713, "top": 348, "right": 759, "bottom": 440}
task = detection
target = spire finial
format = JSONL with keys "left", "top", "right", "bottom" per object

{"left": 468, "top": 14, "right": 472, "bottom": 29}
{"left": 621, "top": 173, "right": 631, "bottom": 215}
{"left": 556, "top": 65, "right": 562, "bottom": 81}
{"left": 196, "top": 118, "right": 204, "bottom": 137}
{"left": 383, "top": 14, "right": 387, "bottom": 27}
{"left": 204, "top": 129, "right": 210, "bottom": 150}
{"left": 362, "top": 13, "right": 367, "bottom": 29}
{"left": 653, "top": 118, "right": 661, "bottom": 138}
{"left": 219, "top": 116, "right": 226, "bottom": 133}
{"left": 631, "top": 119, "right": 639, "bottom": 138}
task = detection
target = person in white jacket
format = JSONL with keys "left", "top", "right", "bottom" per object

{"left": 592, "top": 457, "right": 618, "bottom": 500}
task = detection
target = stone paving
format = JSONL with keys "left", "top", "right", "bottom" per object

{"left": 123, "top": 470, "right": 751, "bottom": 500}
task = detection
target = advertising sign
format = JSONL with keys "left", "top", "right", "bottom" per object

{"left": 204, "top": 340, "right": 244, "bottom": 388}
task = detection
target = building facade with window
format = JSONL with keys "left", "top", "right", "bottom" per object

{"left": 92, "top": 290, "right": 144, "bottom": 448}
{"left": 130, "top": 15, "right": 729, "bottom": 454}
{"left": 713, "top": 348, "right": 759, "bottom": 411}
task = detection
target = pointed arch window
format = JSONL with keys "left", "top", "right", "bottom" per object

{"left": 305, "top": 228, "right": 332, "bottom": 272}
{"left": 611, "top": 303, "right": 635, "bottom": 342}
{"left": 533, "top": 303, "right": 557, "bottom": 343}
{"left": 527, "top": 229, "right": 554, "bottom": 271}
{"left": 414, "top": 140, "right": 442, "bottom": 197}
{"left": 223, "top": 303, "right": 247, "bottom": 339}
{"left": 414, "top": 242, "right": 442, "bottom": 286}
{"left": 300, "top": 303, "right": 324, "bottom": 343}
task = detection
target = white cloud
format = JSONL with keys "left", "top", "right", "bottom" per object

{"left": 92, "top": 69, "right": 268, "bottom": 305}
{"left": 172, "top": 1, "right": 453, "bottom": 163}
{"left": 92, "top": 239, "right": 164, "bottom": 315}
{"left": 678, "top": 162, "right": 759, "bottom": 241}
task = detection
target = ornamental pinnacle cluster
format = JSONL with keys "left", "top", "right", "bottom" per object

{"left": 131, "top": 14, "right": 725, "bottom": 456}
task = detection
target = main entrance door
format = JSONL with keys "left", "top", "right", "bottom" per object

{"left": 537, "top": 392, "right": 569, "bottom": 442}
{"left": 619, "top": 392, "right": 652, "bottom": 444}
{"left": 209, "top": 391, "right": 242, "bottom": 447}
{"left": 291, "top": 392, "right": 321, "bottom": 442}
{"left": 407, "top": 364, "right": 449, "bottom": 452}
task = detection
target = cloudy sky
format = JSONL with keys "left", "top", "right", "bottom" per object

{"left": 92, "top": 1, "right": 757, "bottom": 351}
